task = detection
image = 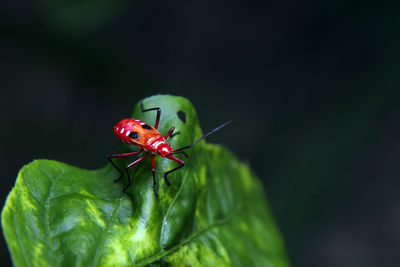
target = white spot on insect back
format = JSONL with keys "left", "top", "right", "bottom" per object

{"left": 120, "top": 128, "right": 124, "bottom": 134}
{"left": 125, "top": 131, "right": 130, "bottom": 136}
{"left": 152, "top": 140, "right": 163, "bottom": 148}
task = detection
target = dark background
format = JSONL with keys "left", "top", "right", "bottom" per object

{"left": 1, "top": 1, "right": 400, "bottom": 266}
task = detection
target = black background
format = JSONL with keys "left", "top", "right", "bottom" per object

{"left": 1, "top": 1, "right": 400, "bottom": 266}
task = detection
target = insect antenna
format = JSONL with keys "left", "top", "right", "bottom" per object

{"left": 168, "top": 120, "right": 233, "bottom": 155}
{"left": 171, "top": 151, "right": 189, "bottom": 158}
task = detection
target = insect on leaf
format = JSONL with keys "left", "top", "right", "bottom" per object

{"left": 1, "top": 95, "right": 290, "bottom": 267}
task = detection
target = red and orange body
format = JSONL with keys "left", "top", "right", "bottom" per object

{"left": 107, "top": 102, "right": 232, "bottom": 197}
{"left": 113, "top": 118, "right": 173, "bottom": 157}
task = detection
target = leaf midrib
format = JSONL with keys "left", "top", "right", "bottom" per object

{"left": 41, "top": 167, "right": 62, "bottom": 267}
{"left": 20, "top": 166, "right": 62, "bottom": 267}
{"left": 11, "top": 207, "right": 31, "bottom": 267}
{"left": 160, "top": 116, "right": 197, "bottom": 240}
{"left": 136, "top": 207, "right": 240, "bottom": 266}
{"left": 91, "top": 196, "right": 122, "bottom": 267}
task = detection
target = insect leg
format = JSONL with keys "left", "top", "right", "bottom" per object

{"left": 164, "top": 155, "right": 185, "bottom": 186}
{"left": 107, "top": 149, "right": 143, "bottom": 183}
{"left": 141, "top": 101, "right": 161, "bottom": 130}
{"left": 123, "top": 152, "right": 149, "bottom": 193}
{"left": 151, "top": 155, "right": 158, "bottom": 197}
{"left": 170, "top": 131, "right": 180, "bottom": 138}
{"left": 164, "top": 126, "right": 180, "bottom": 139}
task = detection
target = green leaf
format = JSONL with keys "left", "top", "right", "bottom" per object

{"left": 2, "top": 95, "right": 289, "bottom": 267}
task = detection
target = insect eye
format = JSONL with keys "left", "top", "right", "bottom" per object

{"left": 129, "top": 132, "right": 139, "bottom": 139}
{"left": 142, "top": 124, "right": 152, "bottom": 130}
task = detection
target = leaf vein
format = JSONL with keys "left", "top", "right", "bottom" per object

{"left": 137, "top": 208, "right": 240, "bottom": 266}
{"left": 11, "top": 209, "right": 31, "bottom": 267}
{"left": 41, "top": 167, "right": 62, "bottom": 267}
{"left": 160, "top": 163, "right": 193, "bottom": 238}
{"left": 91, "top": 196, "right": 122, "bottom": 267}
{"left": 160, "top": 122, "right": 197, "bottom": 240}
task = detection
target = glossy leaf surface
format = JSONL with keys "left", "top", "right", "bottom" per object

{"left": 2, "top": 95, "right": 289, "bottom": 266}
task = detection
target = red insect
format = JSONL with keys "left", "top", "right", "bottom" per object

{"left": 108, "top": 102, "right": 232, "bottom": 197}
